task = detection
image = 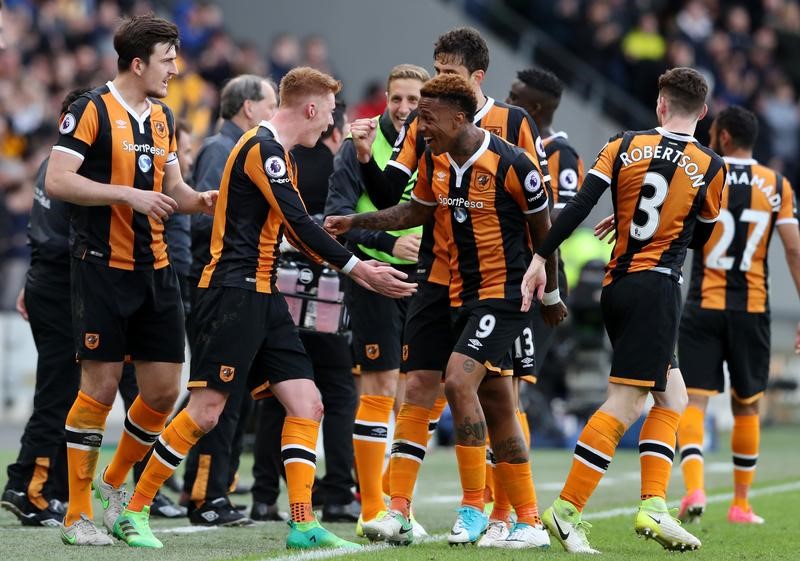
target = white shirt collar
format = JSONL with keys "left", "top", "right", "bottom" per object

{"left": 723, "top": 156, "right": 758, "bottom": 166}
{"left": 656, "top": 126, "right": 696, "bottom": 143}
{"left": 544, "top": 131, "right": 569, "bottom": 142}
{"left": 446, "top": 129, "right": 491, "bottom": 187}
{"left": 106, "top": 81, "right": 151, "bottom": 133}
{"left": 474, "top": 96, "right": 494, "bottom": 123}
{"left": 260, "top": 120, "right": 282, "bottom": 145}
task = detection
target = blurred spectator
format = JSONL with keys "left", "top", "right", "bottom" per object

{"left": 351, "top": 80, "right": 386, "bottom": 120}
{"left": 267, "top": 33, "right": 300, "bottom": 84}
{"left": 303, "top": 34, "right": 336, "bottom": 77}
{"left": 0, "top": 2, "right": 338, "bottom": 285}
{"left": 493, "top": 0, "right": 800, "bottom": 185}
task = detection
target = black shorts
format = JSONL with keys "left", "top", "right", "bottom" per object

{"left": 402, "top": 279, "right": 454, "bottom": 373}
{"left": 679, "top": 304, "right": 770, "bottom": 403}
{"left": 601, "top": 271, "right": 681, "bottom": 392}
{"left": 189, "top": 287, "right": 314, "bottom": 399}
{"left": 344, "top": 268, "right": 412, "bottom": 371}
{"left": 451, "top": 299, "right": 533, "bottom": 376}
{"left": 515, "top": 267, "right": 568, "bottom": 383}
{"left": 71, "top": 259, "right": 185, "bottom": 362}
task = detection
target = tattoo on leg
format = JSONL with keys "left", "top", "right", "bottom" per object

{"left": 463, "top": 359, "right": 476, "bottom": 373}
{"left": 455, "top": 415, "right": 487, "bottom": 445}
{"left": 492, "top": 436, "right": 528, "bottom": 463}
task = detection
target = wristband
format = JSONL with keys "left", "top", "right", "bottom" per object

{"left": 542, "top": 289, "right": 560, "bottom": 306}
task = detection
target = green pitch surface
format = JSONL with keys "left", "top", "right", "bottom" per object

{"left": 2, "top": 427, "right": 798, "bottom": 561}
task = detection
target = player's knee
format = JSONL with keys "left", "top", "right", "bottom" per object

{"left": 731, "top": 397, "right": 759, "bottom": 416}
{"left": 404, "top": 373, "right": 438, "bottom": 406}
{"left": 444, "top": 376, "right": 470, "bottom": 404}
{"left": 143, "top": 387, "right": 180, "bottom": 413}
{"left": 81, "top": 379, "right": 118, "bottom": 406}
{"left": 186, "top": 390, "right": 226, "bottom": 432}
{"left": 284, "top": 395, "right": 324, "bottom": 421}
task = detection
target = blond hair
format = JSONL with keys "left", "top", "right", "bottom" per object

{"left": 279, "top": 66, "right": 342, "bottom": 107}
{"left": 386, "top": 64, "right": 430, "bottom": 91}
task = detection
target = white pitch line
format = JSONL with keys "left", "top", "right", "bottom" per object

{"left": 587, "top": 480, "right": 800, "bottom": 521}
{"left": 154, "top": 525, "right": 220, "bottom": 534}
{"left": 257, "top": 480, "right": 800, "bottom": 560}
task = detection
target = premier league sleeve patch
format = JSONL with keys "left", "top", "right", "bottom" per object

{"left": 560, "top": 168, "right": 578, "bottom": 191}
{"left": 535, "top": 136, "right": 546, "bottom": 159}
{"left": 524, "top": 170, "right": 542, "bottom": 193}
{"left": 265, "top": 155, "right": 287, "bottom": 178}
{"left": 59, "top": 113, "right": 77, "bottom": 135}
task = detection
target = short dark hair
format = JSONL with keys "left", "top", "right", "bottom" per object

{"left": 433, "top": 27, "right": 489, "bottom": 74}
{"left": 715, "top": 105, "right": 759, "bottom": 150}
{"left": 420, "top": 74, "right": 477, "bottom": 121}
{"left": 220, "top": 75, "right": 272, "bottom": 120}
{"left": 321, "top": 100, "right": 347, "bottom": 140}
{"left": 657, "top": 67, "right": 708, "bottom": 116}
{"left": 114, "top": 14, "right": 180, "bottom": 72}
{"left": 61, "top": 88, "right": 90, "bottom": 115}
{"left": 517, "top": 67, "right": 564, "bottom": 99}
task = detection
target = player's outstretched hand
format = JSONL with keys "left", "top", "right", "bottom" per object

{"left": 351, "top": 260, "right": 417, "bottom": 298}
{"left": 541, "top": 300, "right": 568, "bottom": 327}
{"left": 349, "top": 119, "right": 378, "bottom": 163}
{"left": 521, "top": 254, "right": 546, "bottom": 312}
{"left": 197, "top": 190, "right": 218, "bottom": 215}
{"left": 324, "top": 215, "right": 354, "bottom": 235}
{"left": 125, "top": 188, "right": 178, "bottom": 223}
{"left": 393, "top": 233, "right": 421, "bottom": 262}
{"left": 594, "top": 214, "right": 616, "bottom": 243}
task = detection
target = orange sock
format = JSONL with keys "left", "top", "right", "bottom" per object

{"left": 104, "top": 396, "right": 170, "bottom": 488}
{"left": 517, "top": 409, "right": 531, "bottom": 448}
{"left": 639, "top": 406, "right": 680, "bottom": 500}
{"left": 283, "top": 416, "right": 320, "bottom": 523}
{"left": 732, "top": 414, "right": 759, "bottom": 510}
{"left": 560, "top": 410, "right": 625, "bottom": 512}
{"left": 490, "top": 456, "right": 512, "bottom": 523}
{"left": 388, "top": 403, "right": 430, "bottom": 517}
{"left": 353, "top": 394, "right": 393, "bottom": 520}
{"left": 128, "top": 409, "right": 203, "bottom": 512}
{"left": 484, "top": 445, "right": 495, "bottom": 504}
{"left": 496, "top": 462, "right": 539, "bottom": 525}
{"left": 64, "top": 391, "right": 112, "bottom": 526}
{"left": 678, "top": 404, "right": 705, "bottom": 493}
{"left": 381, "top": 463, "right": 391, "bottom": 497}
{"left": 428, "top": 396, "right": 448, "bottom": 441}
{"left": 455, "top": 444, "right": 485, "bottom": 511}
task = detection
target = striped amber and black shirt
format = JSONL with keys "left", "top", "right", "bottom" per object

{"left": 384, "top": 97, "right": 550, "bottom": 287}
{"left": 199, "top": 121, "right": 357, "bottom": 293}
{"left": 53, "top": 81, "right": 178, "bottom": 270}
{"left": 687, "top": 157, "right": 798, "bottom": 313}
{"left": 543, "top": 132, "right": 584, "bottom": 210}
{"left": 536, "top": 127, "right": 726, "bottom": 287}
{"left": 411, "top": 130, "right": 548, "bottom": 307}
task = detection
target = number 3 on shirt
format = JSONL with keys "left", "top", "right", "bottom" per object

{"left": 630, "top": 172, "right": 669, "bottom": 241}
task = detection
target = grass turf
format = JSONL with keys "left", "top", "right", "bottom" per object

{"left": 1, "top": 426, "right": 798, "bottom": 560}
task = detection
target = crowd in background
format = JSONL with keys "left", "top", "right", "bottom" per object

{"left": 499, "top": 0, "right": 800, "bottom": 182}
{"left": 0, "top": 0, "right": 348, "bottom": 310}
{"left": 4, "top": 0, "right": 800, "bottom": 312}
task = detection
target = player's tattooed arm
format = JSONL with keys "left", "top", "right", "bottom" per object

{"left": 352, "top": 200, "right": 434, "bottom": 230}
{"left": 325, "top": 200, "right": 434, "bottom": 235}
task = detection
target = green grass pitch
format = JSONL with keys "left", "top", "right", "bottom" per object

{"left": 1, "top": 426, "right": 798, "bottom": 560}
